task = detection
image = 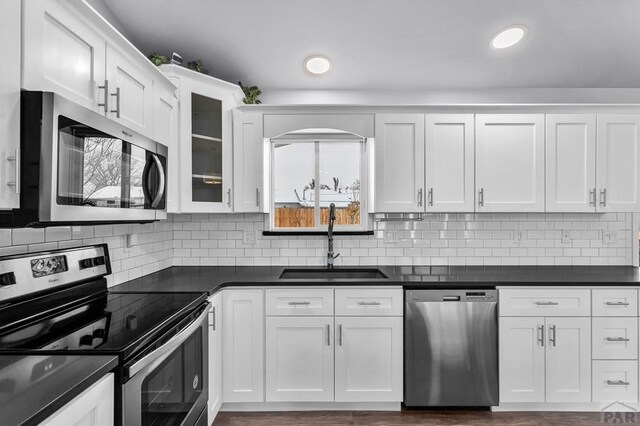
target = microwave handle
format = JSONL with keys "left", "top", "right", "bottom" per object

{"left": 125, "top": 304, "right": 209, "bottom": 379}
{"left": 150, "top": 154, "right": 165, "bottom": 208}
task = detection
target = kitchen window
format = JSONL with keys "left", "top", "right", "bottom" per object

{"left": 270, "top": 132, "right": 368, "bottom": 232}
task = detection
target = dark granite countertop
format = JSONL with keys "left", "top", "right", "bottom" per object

{"left": 0, "top": 354, "right": 117, "bottom": 426}
{"left": 112, "top": 265, "right": 640, "bottom": 295}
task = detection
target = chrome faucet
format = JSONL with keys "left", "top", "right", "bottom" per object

{"left": 327, "top": 203, "right": 339, "bottom": 268}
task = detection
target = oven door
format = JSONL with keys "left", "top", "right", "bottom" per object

{"left": 122, "top": 304, "right": 209, "bottom": 426}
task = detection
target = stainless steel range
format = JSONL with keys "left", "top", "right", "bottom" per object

{"left": 0, "top": 244, "right": 209, "bottom": 426}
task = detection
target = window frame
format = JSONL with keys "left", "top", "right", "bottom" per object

{"left": 268, "top": 135, "right": 369, "bottom": 233}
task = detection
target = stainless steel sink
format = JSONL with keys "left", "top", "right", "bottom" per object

{"left": 279, "top": 268, "right": 388, "bottom": 279}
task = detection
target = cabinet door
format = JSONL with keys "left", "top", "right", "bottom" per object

{"left": 41, "top": 373, "right": 114, "bottom": 426}
{"left": 545, "top": 317, "right": 591, "bottom": 403}
{"left": 596, "top": 114, "right": 640, "bottom": 212}
{"left": 498, "top": 317, "right": 545, "bottom": 403}
{"left": 105, "top": 45, "right": 153, "bottom": 136}
{"left": 546, "top": 114, "right": 597, "bottom": 212}
{"left": 233, "top": 110, "right": 265, "bottom": 212}
{"left": 222, "top": 289, "right": 264, "bottom": 402}
{"left": 374, "top": 114, "right": 425, "bottom": 212}
{"left": 476, "top": 114, "right": 545, "bottom": 212}
{"left": 335, "top": 316, "right": 403, "bottom": 402}
{"left": 207, "top": 293, "right": 222, "bottom": 424}
{"left": 0, "top": 0, "right": 20, "bottom": 210}
{"left": 153, "top": 86, "right": 180, "bottom": 213}
{"left": 22, "top": 0, "right": 106, "bottom": 112}
{"left": 425, "top": 114, "right": 475, "bottom": 212}
{"left": 175, "top": 71, "right": 240, "bottom": 213}
{"left": 265, "top": 317, "right": 334, "bottom": 402}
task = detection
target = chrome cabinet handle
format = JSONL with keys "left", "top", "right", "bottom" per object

{"left": 288, "top": 301, "right": 311, "bottom": 306}
{"left": 607, "top": 380, "right": 631, "bottom": 386}
{"left": 227, "top": 188, "right": 231, "bottom": 207}
{"left": 358, "top": 301, "right": 381, "bottom": 306}
{"left": 549, "top": 325, "right": 557, "bottom": 347}
{"left": 478, "top": 188, "right": 484, "bottom": 207}
{"left": 537, "top": 325, "right": 545, "bottom": 347}
{"left": 417, "top": 188, "right": 423, "bottom": 207}
{"left": 535, "top": 301, "right": 559, "bottom": 306}
{"left": 606, "top": 337, "right": 630, "bottom": 342}
{"left": 110, "top": 87, "right": 121, "bottom": 118}
{"left": 600, "top": 188, "right": 607, "bottom": 207}
{"left": 606, "top": 301, "right": 630, "bottom": 306}
{"left": 338, "top": 324, "right": 343, "bottom": 346}
{"left": 589, "top": 188, "right": 596, "bottom": 206}
{"left": 98, "top": 80, "right": 109, "bottom": 113}
{"left": 6, "top": 148, "right": 19, "bottom": 194}
{"left": 256, "top": 188, "right": 260, "bottom": 207}
{"left": 326, "top": 324, "right": 330, "bottom": 346}
{"left": 428, "top": 188, "right": 434, "bottom": 206}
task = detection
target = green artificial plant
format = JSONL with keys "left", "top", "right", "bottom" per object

{"left": 238, "top": 81, "right": 262, "bottom": 104}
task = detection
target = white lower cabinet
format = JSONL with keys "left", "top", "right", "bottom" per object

{"left": 265, "top": 316, "right": 334, "bottom": 402}
{"left": 592, "top": 360, "right": 638, "bottom": 403}
{"left": 499, "top": 317, "right": 546, "bottom": 402}
{"left": 499, "top": 316, "right": 591, "bottom": 403}
{"left": 222, "top": 289, "right": 264, "bottom": 403}
{"left": 334, "top": 316, "right": 403, "bottom": 402}
{"left": 41, "top": 373, "right": 114, "bottom": 426}
{"left": 545, "top": 317, "right": 591, "bottom": 403}
{"left": 207, "top": 293, "right": 222, "bottom": 424}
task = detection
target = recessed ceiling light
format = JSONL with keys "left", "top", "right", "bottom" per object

{"left": 491, "top": 25, "right": 527, "bottom": 49}
{"left": 304, "top": 55, "right": 332, "bottom": 75}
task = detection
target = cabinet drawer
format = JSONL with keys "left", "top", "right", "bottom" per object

{"left": 592, "top": 289, "right": 638, "bottom": 317}
{"left": 592, "top": 360, "right": 638, "bottom": 402}
{"left": 592, "top": 318, "right": 638, "bottom": 360}
{"left": 499, "top": 289, "right": 590, "bottom": 316}
{"left": 335, "top": 288, "right": 403, "bottom": 316}
{"left": 265, "top": 289, "right": 333, "bottom": 316}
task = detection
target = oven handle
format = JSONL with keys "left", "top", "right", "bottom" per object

{"left": 125, "top": 304, "right": 209, "bottom": 379}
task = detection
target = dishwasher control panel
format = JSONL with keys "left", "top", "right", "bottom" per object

{"left": 406, "top": 289, "right": 497, "bottom": 302}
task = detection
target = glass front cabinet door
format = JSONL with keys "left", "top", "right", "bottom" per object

{"left": 161, "top": 64, "right": 243, "bottom": 212}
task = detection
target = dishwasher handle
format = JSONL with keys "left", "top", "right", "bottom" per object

{"left": 442, "top": 296, "right": 461, "bottom": 301}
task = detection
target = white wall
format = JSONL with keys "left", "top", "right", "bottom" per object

{"left": 0, "top": 212, "right": 635, "bottom": 287}
{"left": 0, "top": 222, "right": 173, "bottom": 287}
{"left": 260, "top": 88, "right": 640, "bottom": 105}
{"left": 172, "top": 212, "right": 636, "bottom": 267}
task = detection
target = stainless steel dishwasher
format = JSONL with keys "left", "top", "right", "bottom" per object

{"left": 404, "top": 289, "right": 498, "bottom": 407}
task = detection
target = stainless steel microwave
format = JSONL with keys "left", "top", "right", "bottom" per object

{"left": 0, "top": 91, "right": 167, "bottom": 227}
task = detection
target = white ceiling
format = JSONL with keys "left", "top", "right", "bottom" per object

{"left": 102, "top": 0, "right": 640, "bottom": 91}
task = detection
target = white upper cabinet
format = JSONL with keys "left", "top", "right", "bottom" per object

{"left": 596, "top": 114, "right": 640, "bottom": 212}
{"left": 546, "top": 114, "right": 597, "bottom": 212}
{"left": 425, "top": 114, "right": 475, "bottom": 212}
{"left": 0, "top": 0, "right": 21, "bottom": 210}
{"left": 22, "top": 0, "right": 107, "bottom": 112}
{"left": 374, "top": 114, "right": 425, "bottom": 212}
{"left": 153, "top": 82, "right": 179, "bottom": 213}
{"left": 476, "top": 114, "right": 545, "bottom": 212}
{"left": 21, "top": 0, "right": 175, "bottom": 140}
{"left": 105, "top": 44, "right": 154, "bottom": 136}
{"left": 233, "top": 110, "right": 265, "bottom": 212}
{"left": 161, "top": 65, "right": 243, "bottom": 213}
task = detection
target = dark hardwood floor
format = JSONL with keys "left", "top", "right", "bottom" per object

{"left": 214, "top": 409, "right": 606, "bottom": 425}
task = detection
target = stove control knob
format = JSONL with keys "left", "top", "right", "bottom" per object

{"left": 79, "top": 335, "right": 94, "bottom": 347}
{"left": 0, "top": 272, "right": 16, "bottom": 286}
